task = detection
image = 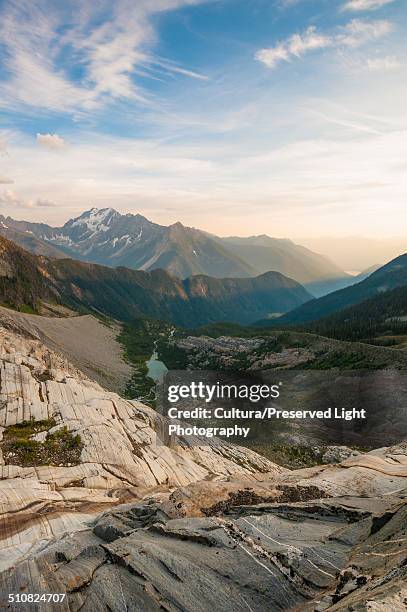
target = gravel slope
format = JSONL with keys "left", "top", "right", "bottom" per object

{"left": 0, "top": 307, "right": 132, "bottom": 393}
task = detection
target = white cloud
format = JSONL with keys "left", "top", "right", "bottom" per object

{"left": 256, "top": 19, "right": 393, "bottom": 69}
{"left": 36, "top": 198, "right": 57, "bottom": 207}
{"left": 36, "top": 133, "right": 66, "bottom": 150}
{"left": 0, "top": 189, "right": 55, "bottom": 209}
{"left": 256, "top": 26, "right": 331, "bottom": 69}
{"left": 367, "top": 55, "right": 401, "bottom": 71}
{"left": 288, "top": 28, "right": 332, "bottom": 56}
{"left": 255, "top": 46, "right": 289, "bottom": 70}
{"left": 344, "top": 0, "right": 395, "bottom": 12}
{"left": 0, "top": 189, "right": 26, "bottom": 207}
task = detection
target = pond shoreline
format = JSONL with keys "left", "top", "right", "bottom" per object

{"left": 146, "top": 340, "right": 168, "bottom": 384}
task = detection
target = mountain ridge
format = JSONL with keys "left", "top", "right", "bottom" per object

{"left": 0, "top": 234, "right": 312, "bottom": 327}
{"left": 0, "top": 208, "right": 346, "bottom": 287}
{"left": 0, "top": 221, "right": 67, "bottom": 259}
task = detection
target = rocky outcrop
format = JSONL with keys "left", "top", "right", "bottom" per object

{"left": 1, "top": 491, "right": 405, "bottom": 611}
{"left": 0, "top": 323, "right": 282, "bottom": 571}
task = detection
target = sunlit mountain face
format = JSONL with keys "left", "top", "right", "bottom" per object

{"left": 0, "top": 208, "right": 347, "bottom": 289}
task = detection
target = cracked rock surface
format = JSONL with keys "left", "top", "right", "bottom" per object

{"left": 1, "top": 495, "right": 406, "bottom": 611}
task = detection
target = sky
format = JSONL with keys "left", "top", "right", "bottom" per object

{"left": 0, "top": 0, "right": 406, "bottom": 246}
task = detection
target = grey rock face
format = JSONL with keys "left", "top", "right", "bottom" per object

{"left": 1, "top": 496, "right": 406, "bottom": 612}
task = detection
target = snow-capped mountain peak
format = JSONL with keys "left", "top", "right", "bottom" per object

{"left": 67, "top": 207, "right": 120, "bottom": 230}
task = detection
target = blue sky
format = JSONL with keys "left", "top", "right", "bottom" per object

{"left": 0, "top": 0, "right": 406, "bottom": 242}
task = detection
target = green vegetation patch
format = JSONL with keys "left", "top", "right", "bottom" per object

{"left": 0, "top": 302, "right": 39, "bottom": 315}
{"left": 119, "top": 318, "right": 173, "bottom": 404}
{"left": 249, "top": 443, "right": 325, "bottom": 469}
{"left": 18, "top": 304, "right": 37, "bottom": 314}
{"left": 1, "top": 418, "right": 83, "bottom": 467}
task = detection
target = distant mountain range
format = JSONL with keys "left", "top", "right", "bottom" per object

{"left": 2, "top": 228, "right": 407, "bottom": 335}
{"left": 217, "top": 235, "right": 350, "bottom": 295}
{"left": 257, "top": 253, "right": 407, "bottom": 328}
{"left": 0, "top": 208, "right": 347, "bottom": 290}
{"left": 0, "top": 235, "right": 312, "bottom": 327}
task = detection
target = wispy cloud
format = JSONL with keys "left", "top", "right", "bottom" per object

{"left": 0, "top": 0, "right": 208, "bottom": 115}
{"left": 0, "top": 189, "right": 55, "bottom": 209}
{"left": 256, "top": 26, "right": 330, "bottom": 69}
{"left": 338, "top": 18, "right": 393, "bottom": 46}
{"left": 256, "top": 19, "right": 393, "bottom": 69}
{"left": 36, "top": 198, "right": 57, "bottom": 207}
{"left": 367, "top": 55, "right": 401, "bottom": 71}
{"left": 151, "top": 58, "right": 209, "bottom": 81}
{"left": 308, "top": 109, "right": 384, "bottom": 135}
{"left": 343, "top": 0, "right": 395, "bottom": 12}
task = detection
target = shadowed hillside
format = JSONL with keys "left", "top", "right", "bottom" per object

{"left": 0, "top": 236, "right": 55, "bottom": 312}
{"left": 256, "top": 253, "right": 407, "bottom": 327}
{"left": 0, "top": 235, "right": 312, "bottom": 327}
